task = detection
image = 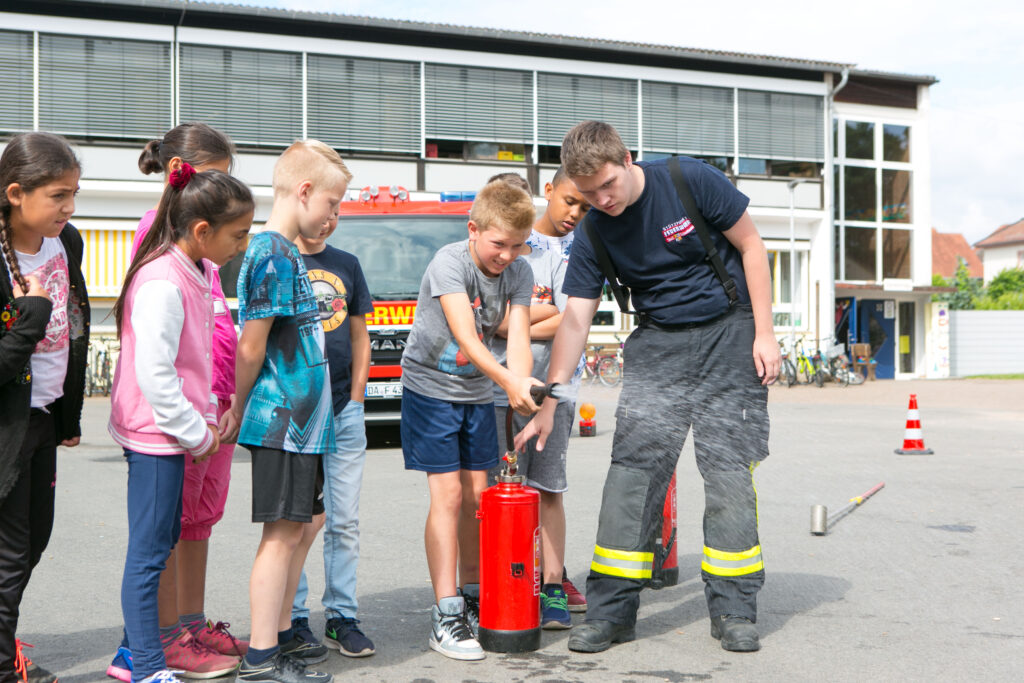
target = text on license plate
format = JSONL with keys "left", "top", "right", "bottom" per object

{"left": 365, "top": 383, "right": 403, "bottom": 398}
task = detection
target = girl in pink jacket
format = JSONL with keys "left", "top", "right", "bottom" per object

{"left": 108, "top": 124, "right": 251, "bottom": 683}
{"left": 109, "top": 165, "right": 253, "bottom": 683}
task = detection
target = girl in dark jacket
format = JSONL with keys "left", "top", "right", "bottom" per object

{"left": 0, "top": 132, "right": 90, "bottom": 683}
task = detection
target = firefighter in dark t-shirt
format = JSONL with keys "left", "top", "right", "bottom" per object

{"left": 516, "top": 121, "right": 780, "bottom": 654}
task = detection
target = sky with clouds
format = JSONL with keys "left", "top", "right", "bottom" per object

{"left": 245, "top": 0, "right": 1023, "bottom": 243}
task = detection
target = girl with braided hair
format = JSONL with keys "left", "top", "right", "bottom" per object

{"left": 0, "top": 132, "right": 89, "bottom": 683}
{"left": 108, "top": 165, "right": 254, "bottom": 683}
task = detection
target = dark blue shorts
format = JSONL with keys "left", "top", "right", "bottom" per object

{"left": 400, "top": 388, "right": 499, "bottom": 473}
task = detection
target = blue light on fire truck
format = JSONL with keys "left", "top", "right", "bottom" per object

{"left": 440, "top": 191, "right": 476, "bottom": 202}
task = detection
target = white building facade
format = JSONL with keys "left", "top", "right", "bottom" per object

{"left": 0, "top": 0, "right": 937, "bottom": 377}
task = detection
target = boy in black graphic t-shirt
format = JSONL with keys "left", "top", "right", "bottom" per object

{"left": 290, "top": 211, "right": 378, "bottom": 659}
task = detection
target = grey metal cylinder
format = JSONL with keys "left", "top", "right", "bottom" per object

{"left": 810, "top": 504, "right": 828, "bottom": 535}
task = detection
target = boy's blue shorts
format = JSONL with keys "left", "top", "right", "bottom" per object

{"left": 400, "top": 387, "right": 499, "bottom": 473}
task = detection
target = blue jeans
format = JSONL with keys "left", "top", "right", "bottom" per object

{"left": 120, "top": 449, "right": 184, "bottom": 681}
{"left": 293, "top": 400, "right": 366, "bottom": 621}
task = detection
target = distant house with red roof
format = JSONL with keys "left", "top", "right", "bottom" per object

{"left": 932, "top": 228, "right": 982, "bottom": 279}
{"left": 974, "top": 219, "right": 1024, "bottom": 283}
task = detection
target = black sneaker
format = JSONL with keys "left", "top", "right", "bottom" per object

{"left": 14, "top": 639, "right": 58, "bottom": 683}
{"left": 325, "top": 616, "right": 375, "bottom": 657}
{"left": 237, "top": 651, "right": 333, "bottom": 683}
{"left": 566, "top": 619, "right": 636, "bottom": 653}
{"left": 710, "top": 615, "right": 760, "bottom": 652}
{"left": 281, "top": 619, "right": 328, "bottom": 665}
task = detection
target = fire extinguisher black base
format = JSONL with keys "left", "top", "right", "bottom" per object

{"left": 479, "top": 626, "right": 541, "bottom": 653}
{"left": 648, "top": 567, "right": 679, "bottom": 590}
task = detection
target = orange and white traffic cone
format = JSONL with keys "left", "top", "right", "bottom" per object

{"left": 895, "top": 394, "right": 933, "bottom": 455}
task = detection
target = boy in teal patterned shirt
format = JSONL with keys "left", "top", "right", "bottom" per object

{"left": 232, "top": 140, "right": 352, "bottom": 683}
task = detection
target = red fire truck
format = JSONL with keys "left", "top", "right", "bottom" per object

{"left": 324, "top": 185, "right": 475, "bottom": 425}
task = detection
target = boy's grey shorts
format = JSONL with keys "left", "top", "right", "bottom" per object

{"left": 491, "top": 401, "right": 574, "bottom": 493}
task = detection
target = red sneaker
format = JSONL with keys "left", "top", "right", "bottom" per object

{"left": 562, "top": 573, "right": 587, "bottom": 613}
{"left": 193, "top": 620, "right": 248, "bottom": 657}
{"left": 163, "top": 630, "right": 239, "bottom": 679}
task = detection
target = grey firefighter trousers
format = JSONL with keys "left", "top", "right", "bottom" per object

{"left": 585, "top": 304, "right": 769, "bottom": 627}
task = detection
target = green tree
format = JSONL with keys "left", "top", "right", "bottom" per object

{"left": 933, "top": 260, "right": 981, "bottom": 309}
{"left": 975, "top": 267, "right": 1024, "bottom": 310}
{"left": 985, "top": 267, "right": 1024, "bottom": 300}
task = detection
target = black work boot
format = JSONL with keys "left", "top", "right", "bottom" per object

{"left": 567, "top": 619, "right": 636, "bottom": 653}
{"left": 710, "top": 615, "right": 760, "bottom": 652}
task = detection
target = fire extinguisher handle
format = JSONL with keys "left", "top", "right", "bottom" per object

{"left": 505, "top": 406, "right": 515, "bottom": 453}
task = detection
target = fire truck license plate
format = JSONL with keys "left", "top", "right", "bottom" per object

{"left": 366, "top": 383, "right": 403, "bottom": 398}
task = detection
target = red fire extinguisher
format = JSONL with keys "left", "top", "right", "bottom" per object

{"left": 650, "top": 471, "right": 678, "bottom": 588}
{"left": 476, "top": 409, "right": 541, "bottom": 653}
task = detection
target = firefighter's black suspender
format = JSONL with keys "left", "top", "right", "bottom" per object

{"left": 581, "top": 216, "right": 633, "bottom": 316}
{"left": 582, "top": 156, "right": 740, "bottom": 317}
{"left": 665, "top": 156, "right": 740, "bottom": 306}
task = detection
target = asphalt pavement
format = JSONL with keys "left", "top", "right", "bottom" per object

{"left": 15, "top": 377, "right": 1024, "bottom": 682}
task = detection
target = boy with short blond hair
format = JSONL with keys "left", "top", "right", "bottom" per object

{"left": 400, "top": 180, "right": 541, "bottom": 661}
{"left": 232, "top": 140, "right": 352, "bottom": 682}
{"left": 490, "top": 167, "right": 592, "bottom": 629}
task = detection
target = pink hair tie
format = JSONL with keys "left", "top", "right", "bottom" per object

{"left": 169, "top": 162, "right": 197, "bottom": 190}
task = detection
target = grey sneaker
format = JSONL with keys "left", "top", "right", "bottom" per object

{"left": 429, "top": 596, "right": 485, "bottom": 661}
{"left": 458, "top": 585, "right": 480, "bottom": 635}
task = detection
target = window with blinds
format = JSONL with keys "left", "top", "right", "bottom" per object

{"left": 39, "top": 34, "right": 170, "bottom": 139}
{"left": 0, "top": 30, "right": 33, "bottom": 133}
{"left": 538, "top": 73, "right": 638, "bottom": 148}
{"left": 180, "top": 44, "right": 301, "bottom": 147}
{"left": 308, "top": 54, "right": 420, "bottom": 154}
{"left": 642, "top": 81, "right": 733, "bottom": 156}
{"left": 738, "top": 90, "right": 824, "bottom": 160}
{"left": 425, "top": 64, "right": 532, "bottom": 142}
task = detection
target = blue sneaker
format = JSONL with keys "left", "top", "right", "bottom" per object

{"left": 325, "top": 616, "right": 375, "bottom": 657}
{"left": 106, "top": 646, "right": 132, "bottom": 681}
{"left": 541, "top": 585, "right": 572, "bottom": 630}
{"left": 285, "top": 617, "right": 328, "bottom": 665}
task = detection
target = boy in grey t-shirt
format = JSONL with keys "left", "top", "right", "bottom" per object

{"left": 399, "top": 180, "right": 540, "bottom": 661}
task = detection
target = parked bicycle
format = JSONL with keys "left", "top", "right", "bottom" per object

{"left": 583, "top": 334, "right": 623, "bottom": 387}
{"left": 85, "top": 336, "right": 119, "bottom": 397}
{"left": 817, "top": 338, "right": 861, "bottom": 386}
{"left": 779, "top": 339, "right": 797, "bottom": 387}
{"left": 790, "top": 337, "right": 822, "bottom": 387}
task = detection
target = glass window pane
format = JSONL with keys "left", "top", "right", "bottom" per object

{"left": 898, "top": 301, "right": 914, "bottom": 373}
{"left": 834, "top": 224, "right": 842, "bottom": 279}
{"left": 771, "top": 161, "right": 819, "bottom": 178}
{"left": 844, "top": 226, "right": 876, "bottom": 280}
{"left": 883, "top": 228, "right": 911, "bottom": 279}
{"left": 845, "top": 121, "right": 874, "bottom": 159}
{"left": 883, "top": 124, "right": 910, "bottom": 162}
{"left": 882, "top": 170, "right": 912, "bottom": 223}
{"left": 833, "top": 166, "right": 839, "bottom": 220}
{"left": 738, "top": 157, "right": 767, "bottom": 174}
{"left": 768, "top": 251, "right": 793, "bottom": 305}
{"left": 844, "top": 166, "right": 876, "bottom": 221}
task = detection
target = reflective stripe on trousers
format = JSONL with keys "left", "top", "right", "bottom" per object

{"left": 591, "top": 546, "right": 653, "bottom": 580}
{"left": 701, "top": 545, "right": 764, "bottom": 577}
